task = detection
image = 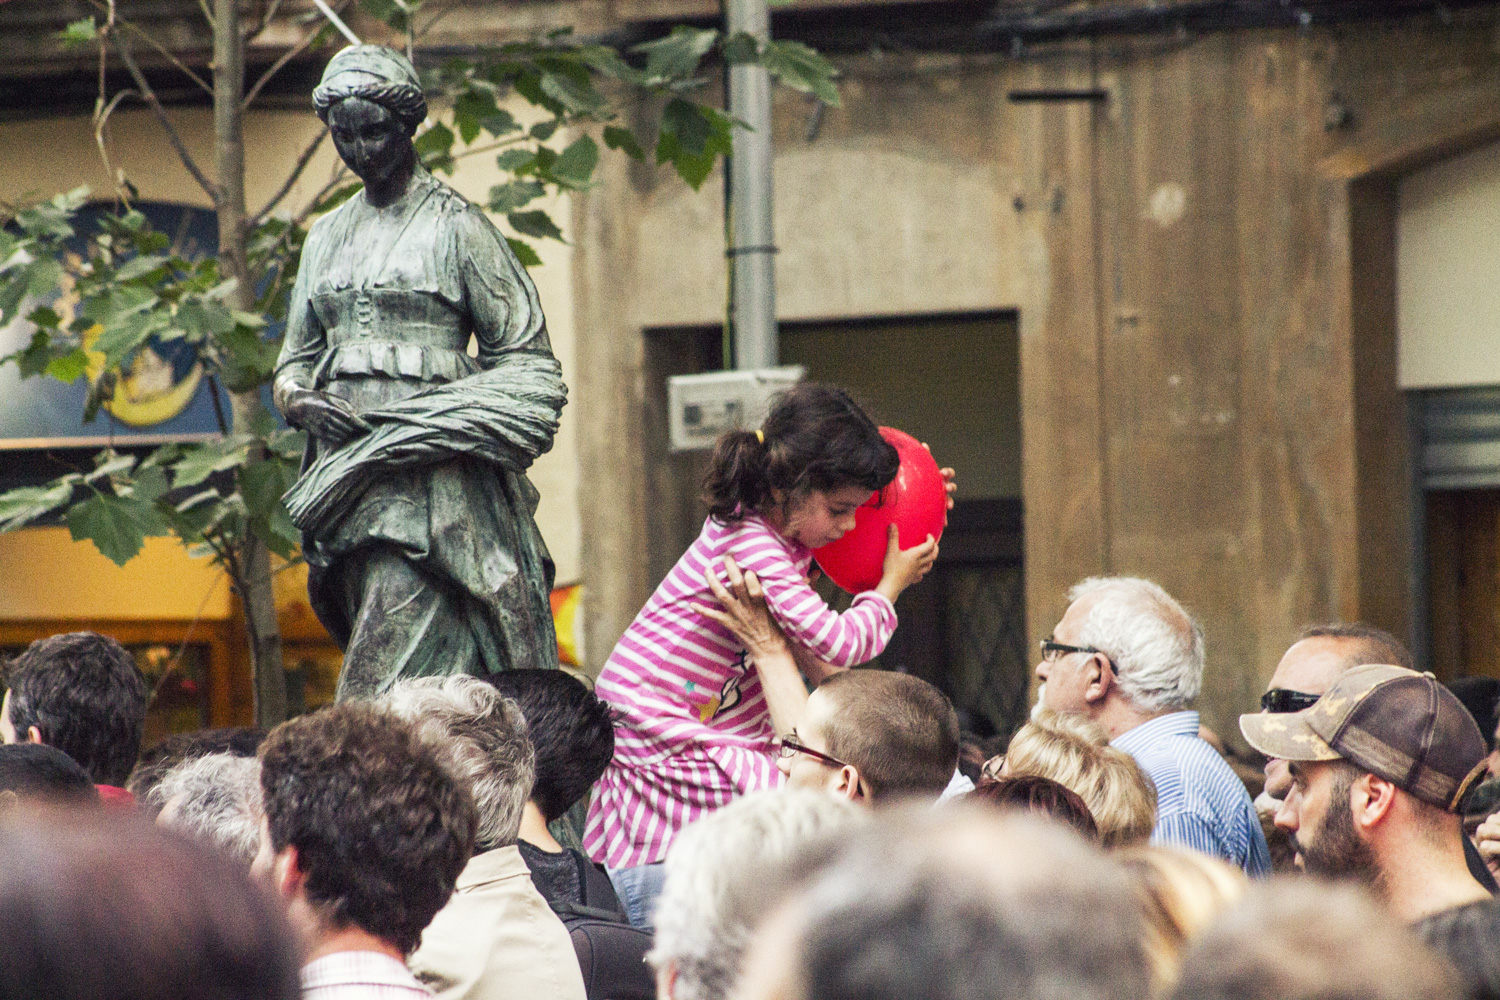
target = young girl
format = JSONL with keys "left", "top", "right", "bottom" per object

{"left": 583, "top": 383, "right": 946, "bottom": 926}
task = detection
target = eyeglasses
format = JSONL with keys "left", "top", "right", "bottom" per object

{"left": 777, "top": 733, "right": 849, "bottom": 770}
{"left": 980, "top": 754, "right": 1006, "bottom": 782}
{"left": 1260, "top": 688, "right": 1321, "bottom": 714}
{"left": 1039, "top": 638, "right": 1119, "bottom": 675}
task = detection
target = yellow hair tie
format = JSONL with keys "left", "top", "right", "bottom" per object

{"left": 755, "top": 429, "right": 765, "bottom": 444}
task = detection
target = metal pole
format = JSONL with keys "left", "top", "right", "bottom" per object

{"left": 726, "top": 0, "right": 777, "bottom": 370}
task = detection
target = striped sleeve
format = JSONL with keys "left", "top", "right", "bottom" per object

{"left": 720, "top": 527, "right": 897, "bottom": 667}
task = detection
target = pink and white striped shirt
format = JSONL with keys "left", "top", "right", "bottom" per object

{"left": 583, "top": 514, "right": 897, "bottom": 868}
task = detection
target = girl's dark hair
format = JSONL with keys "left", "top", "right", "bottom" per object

{"left": 702, "top": 383, "right": 899, "bottom": 524}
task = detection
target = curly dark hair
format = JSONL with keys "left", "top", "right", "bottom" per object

{"left": 4, "top": 632, "right": 148, "bottom": 786}
{"left": 702, "top": 383, "right": 899, "bottom": 524}
{"left": 258, "top": 703, "right": 477, "bottom": 954}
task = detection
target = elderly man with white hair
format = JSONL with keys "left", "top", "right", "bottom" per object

{"left": 1035, "top": 576, "right": 1269, "bottom": 875}
{"left": 650, "top": 789, "right": 866, "bottom": 1000}
{"left": 379, "top": 676, "right": 587, "bottom": 1000}
{"left": 151, "top": 752, "right": 263, "bottom": 867}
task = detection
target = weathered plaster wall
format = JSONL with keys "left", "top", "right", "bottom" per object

{"left": 575, "top": 12, "right": 1500, "bottom": 747}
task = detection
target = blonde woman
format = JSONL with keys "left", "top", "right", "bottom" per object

{"left": 1117, "top": 846, "right": 1248, "bottom": 991}
{"left": 986, "top": 708, "right": 1157, "bottom": 847}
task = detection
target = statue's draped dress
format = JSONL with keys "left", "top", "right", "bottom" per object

{"left": 275, "top": 166, "right": 562, "bottom": 699}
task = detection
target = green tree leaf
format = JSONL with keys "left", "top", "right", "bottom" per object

{"left": 540, "top": 73, "right": 607, "bottom": 117}
{"left": 507, "top": 210, "right": 565, "bottom": 242}
{"left": 496, "top": 149, "right": 537, "bottom": 172}
{"left": 44, "top": 349, "right": 90, "bottom": 383}
{"left": 0, "top": 478, "right": 78, "bottom": 531}
{"left": 173, "top": 437, "right": 254, "bottom": 489}
{"left": 760, "top": 40, "right": 841, "bottom": 106}
{"left": 57, "top": 17, "right": 98, "bottom": 48}
{"left": 489, "top": 180, "right": 545, "bottom": 214}
{"left": 66, "top": 490, "right": 171, "bottom": 567}
{"left": 632, "top": 27, "right": 719, "bottom": 83}
{"left": 507, "top": 238, "right": 543, "bottom": 268}
{"left": 115, "top": 253, "right": 170, "bottom": 282}
{"left": 723, "top": 32, "right": 760, "bottom": 64}
{"left": 603, "top": 125, "right": 646, "bottom": 161}
{"left": 656, "top": 102, "right": 733, "bottom": 189}
{"left": 454, "top": 88, "right": 501, "bottom": 144}
{"left": 551, "top": 135, "right": 599, "bottom": 188}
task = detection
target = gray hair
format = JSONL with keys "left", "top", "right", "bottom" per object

{"left": 1068, "top": 577, "right": 1204, "bottom": 713}
{"left": 649, "top": 789, "right": 866, "bottom": 1000}
{"left": 787, "top": 806, "right": 1152, "bottom": 1000}
{"left": 150, "top": 752, "right": 263, "bottom": 866}
{"left": 378, "top": 676, "right": 535, "bottom": 852}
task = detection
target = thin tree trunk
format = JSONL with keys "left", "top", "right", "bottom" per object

{"left": 215, "top": 0, "right": 288, "bottom": 728}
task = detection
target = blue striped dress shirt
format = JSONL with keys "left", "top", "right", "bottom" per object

{"left": 1112, "top": 710, "right": 1271, "bottom": 877}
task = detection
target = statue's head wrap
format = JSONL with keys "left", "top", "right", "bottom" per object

{"left": 312, "top": 44, "right": 427, "bottom": 136}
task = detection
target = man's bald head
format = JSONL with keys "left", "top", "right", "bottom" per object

{"left": 1269, "top": 624, "right": 1412, "bottom": 696}
{"left": 1262, "top": 623, "right": 1413, "bottom": 800}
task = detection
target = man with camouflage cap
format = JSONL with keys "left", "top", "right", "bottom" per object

{"left": 1240, "top": 664, "right": 1492, "bottom": 921}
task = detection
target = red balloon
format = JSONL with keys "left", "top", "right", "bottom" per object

{"left": 813, "top": 427, "right": 946, "bottom": 594}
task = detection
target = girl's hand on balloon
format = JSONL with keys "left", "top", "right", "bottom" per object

{"left": 875, "top": 524, "right": 939, "bottom": 604}
{"left": 921, "top": 442, "right": 957, "bottom": 522}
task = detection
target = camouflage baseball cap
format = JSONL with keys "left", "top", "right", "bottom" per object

{"left": 1239, "top": 663, "right": 1488, "bottom": 812}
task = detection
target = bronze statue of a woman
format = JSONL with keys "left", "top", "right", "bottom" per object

{"left": 275, "top": 45, "right": 567, "bottom": 699}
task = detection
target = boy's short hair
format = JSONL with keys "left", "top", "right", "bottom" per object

{"left": 4, "top": 632, "right": 148, "bottom": 786}
{"left": 0, "top": 743, "right": 100, "bottom": 807}
{"left": 485, "top": 669, "right": 614, "bottom": 822}
{"left": 818, "top": 671, "right": 959, "bottom": 802}
{"left": 258, "top": 703, "right": 477, "bottom": 954}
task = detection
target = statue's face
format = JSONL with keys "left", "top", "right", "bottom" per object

{"left": 328, "top": 96, "right": 409, "bottom": 187}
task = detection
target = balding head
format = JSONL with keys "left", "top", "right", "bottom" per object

{"left": 1262, "top": 624, "right": 1414, "bottom": 800}
{"left": 1271, "top": 624, "right": 1412, "bottom": 695}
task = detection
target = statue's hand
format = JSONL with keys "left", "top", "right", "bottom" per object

{"left": 283, "top": 389, "right": 372, "bottom": 447}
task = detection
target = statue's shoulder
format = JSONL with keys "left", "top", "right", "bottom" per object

{"left": 303, "top": 197, "right": 354, "bottom": 246}
{"left": 422, "top": 173, "right": 478, "bottom": 217}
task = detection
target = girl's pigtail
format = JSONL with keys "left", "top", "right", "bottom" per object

{"left": 703, "top": 428, "right": 770, "bottom": 523}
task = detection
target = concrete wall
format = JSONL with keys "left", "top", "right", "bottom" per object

{"left": 1398, "top": 138, "right": 1500, "bottom": 389}
{"left": 575, "top": 12, "right": 1500, "bottom": 748}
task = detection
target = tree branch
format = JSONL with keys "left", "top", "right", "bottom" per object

{"left": 244, "top": 19, "right": 319, "bottom": 109}
{"left": 252, "top": 125, "right": 328, "bottom": 223}
{"left": 110, "top": 32, "right": 222, "bottom": 206}
{"left": 247, "top": 0, "right": 285, "bottom": 43}
{"left": 86, "top": 0, "right": 213, "bottom": 96}
{"left": 93, "top": 87, "right": 140, "bottom": 205}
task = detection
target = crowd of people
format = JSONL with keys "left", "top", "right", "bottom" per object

{"left": 7, "top": 382, "right": 1500, "bottom": 999}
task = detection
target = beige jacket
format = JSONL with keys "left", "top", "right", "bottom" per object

{"left": 410, "top": 845, "right": 588, "bottom": 1000}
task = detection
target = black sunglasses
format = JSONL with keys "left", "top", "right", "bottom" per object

{"left": 1039, "top": 638, "right": 1119, "bottom": 675}
{"left": 1260, "top": 688, "right": 1320, "bottom": 714}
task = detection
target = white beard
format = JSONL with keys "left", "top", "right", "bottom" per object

{"left": 1030, "top": 684, "right": 1047, "bottom": 721}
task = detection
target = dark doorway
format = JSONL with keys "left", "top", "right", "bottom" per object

{"left": 1427, "top": 488, "right": 1500, "bottom": 683}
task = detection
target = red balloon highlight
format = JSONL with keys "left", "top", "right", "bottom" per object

{"left": 813, "top": 427, "right": 946, "bottom": 594}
